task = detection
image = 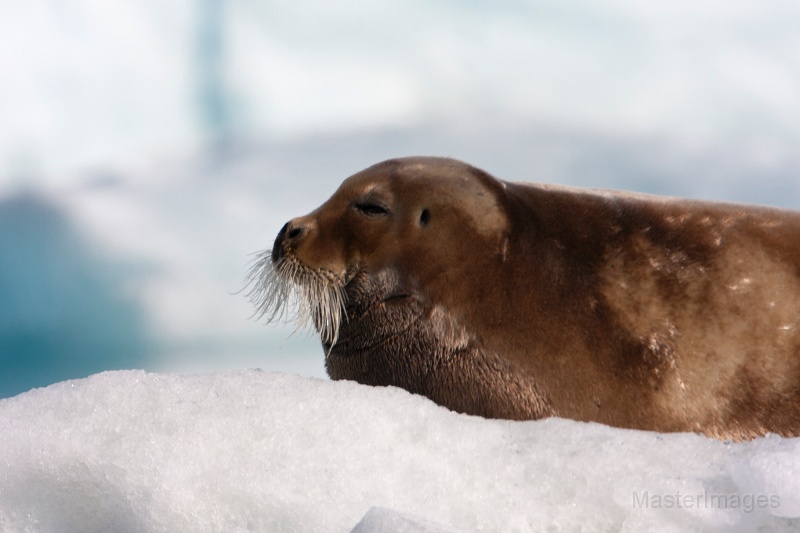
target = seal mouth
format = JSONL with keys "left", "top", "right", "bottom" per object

{"left": 245, "top": 250, "right": 349, "bottom": 346}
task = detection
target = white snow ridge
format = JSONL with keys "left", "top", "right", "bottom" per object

{"left": 1, "top": 370, "right": 799, "bottom": 532}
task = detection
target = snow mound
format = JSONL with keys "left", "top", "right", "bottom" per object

{"left": 1, "top": 370, "right": 799, "bottom": 532}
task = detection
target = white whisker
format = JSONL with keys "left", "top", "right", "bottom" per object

{"left": 245, "top": 251, "right": 347, "bottom": 346}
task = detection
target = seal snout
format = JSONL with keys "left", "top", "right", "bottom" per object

{"left": 272, "top": 219, "right": 307, "bottom": 263}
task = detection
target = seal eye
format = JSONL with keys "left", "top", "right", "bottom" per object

{"left": 353, "top": 201, "right": 390, "bottom": 217}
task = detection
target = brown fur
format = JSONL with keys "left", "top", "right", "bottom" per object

{"left": 265, "top": 156, "right": 800, "bottom": 440}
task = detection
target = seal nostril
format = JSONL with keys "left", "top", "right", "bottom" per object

{"left": 271, "top": 222, "right": 305, "bottom": 263}
{"left": 276, "top": 222, "right": 289, "bottom": 239}
{"left": 271, "top": 222, "right": 291, "bottom": 263}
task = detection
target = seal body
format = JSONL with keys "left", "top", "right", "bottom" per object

{"left": 261, "top": 156, "right": 800, "bottom": 440}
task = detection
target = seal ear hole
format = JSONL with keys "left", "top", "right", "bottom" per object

{"left": 419, "top": 208, "right": 430, "bottom": 226}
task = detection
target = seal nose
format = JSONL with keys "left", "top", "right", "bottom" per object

{"left": 271, "top": 219, "right": 306, "bottom": 263}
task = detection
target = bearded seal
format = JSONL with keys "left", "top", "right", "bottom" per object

{"left": 247, "top": 156, "right": 800, "bottom": 440}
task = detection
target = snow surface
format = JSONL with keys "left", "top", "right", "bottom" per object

{"left": 1, "top": 370, "right": 799, "bottom": 532}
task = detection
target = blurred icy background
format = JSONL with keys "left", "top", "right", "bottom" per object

{"left": 1, "top": 0, "right": 799, "bottom": 398}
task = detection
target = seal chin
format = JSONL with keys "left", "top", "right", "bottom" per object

{"left": 245, "top": 250, "right": 348, "bottom": 346}
{"left": 322, "top": 271, "right": 422, "bottom": 357}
